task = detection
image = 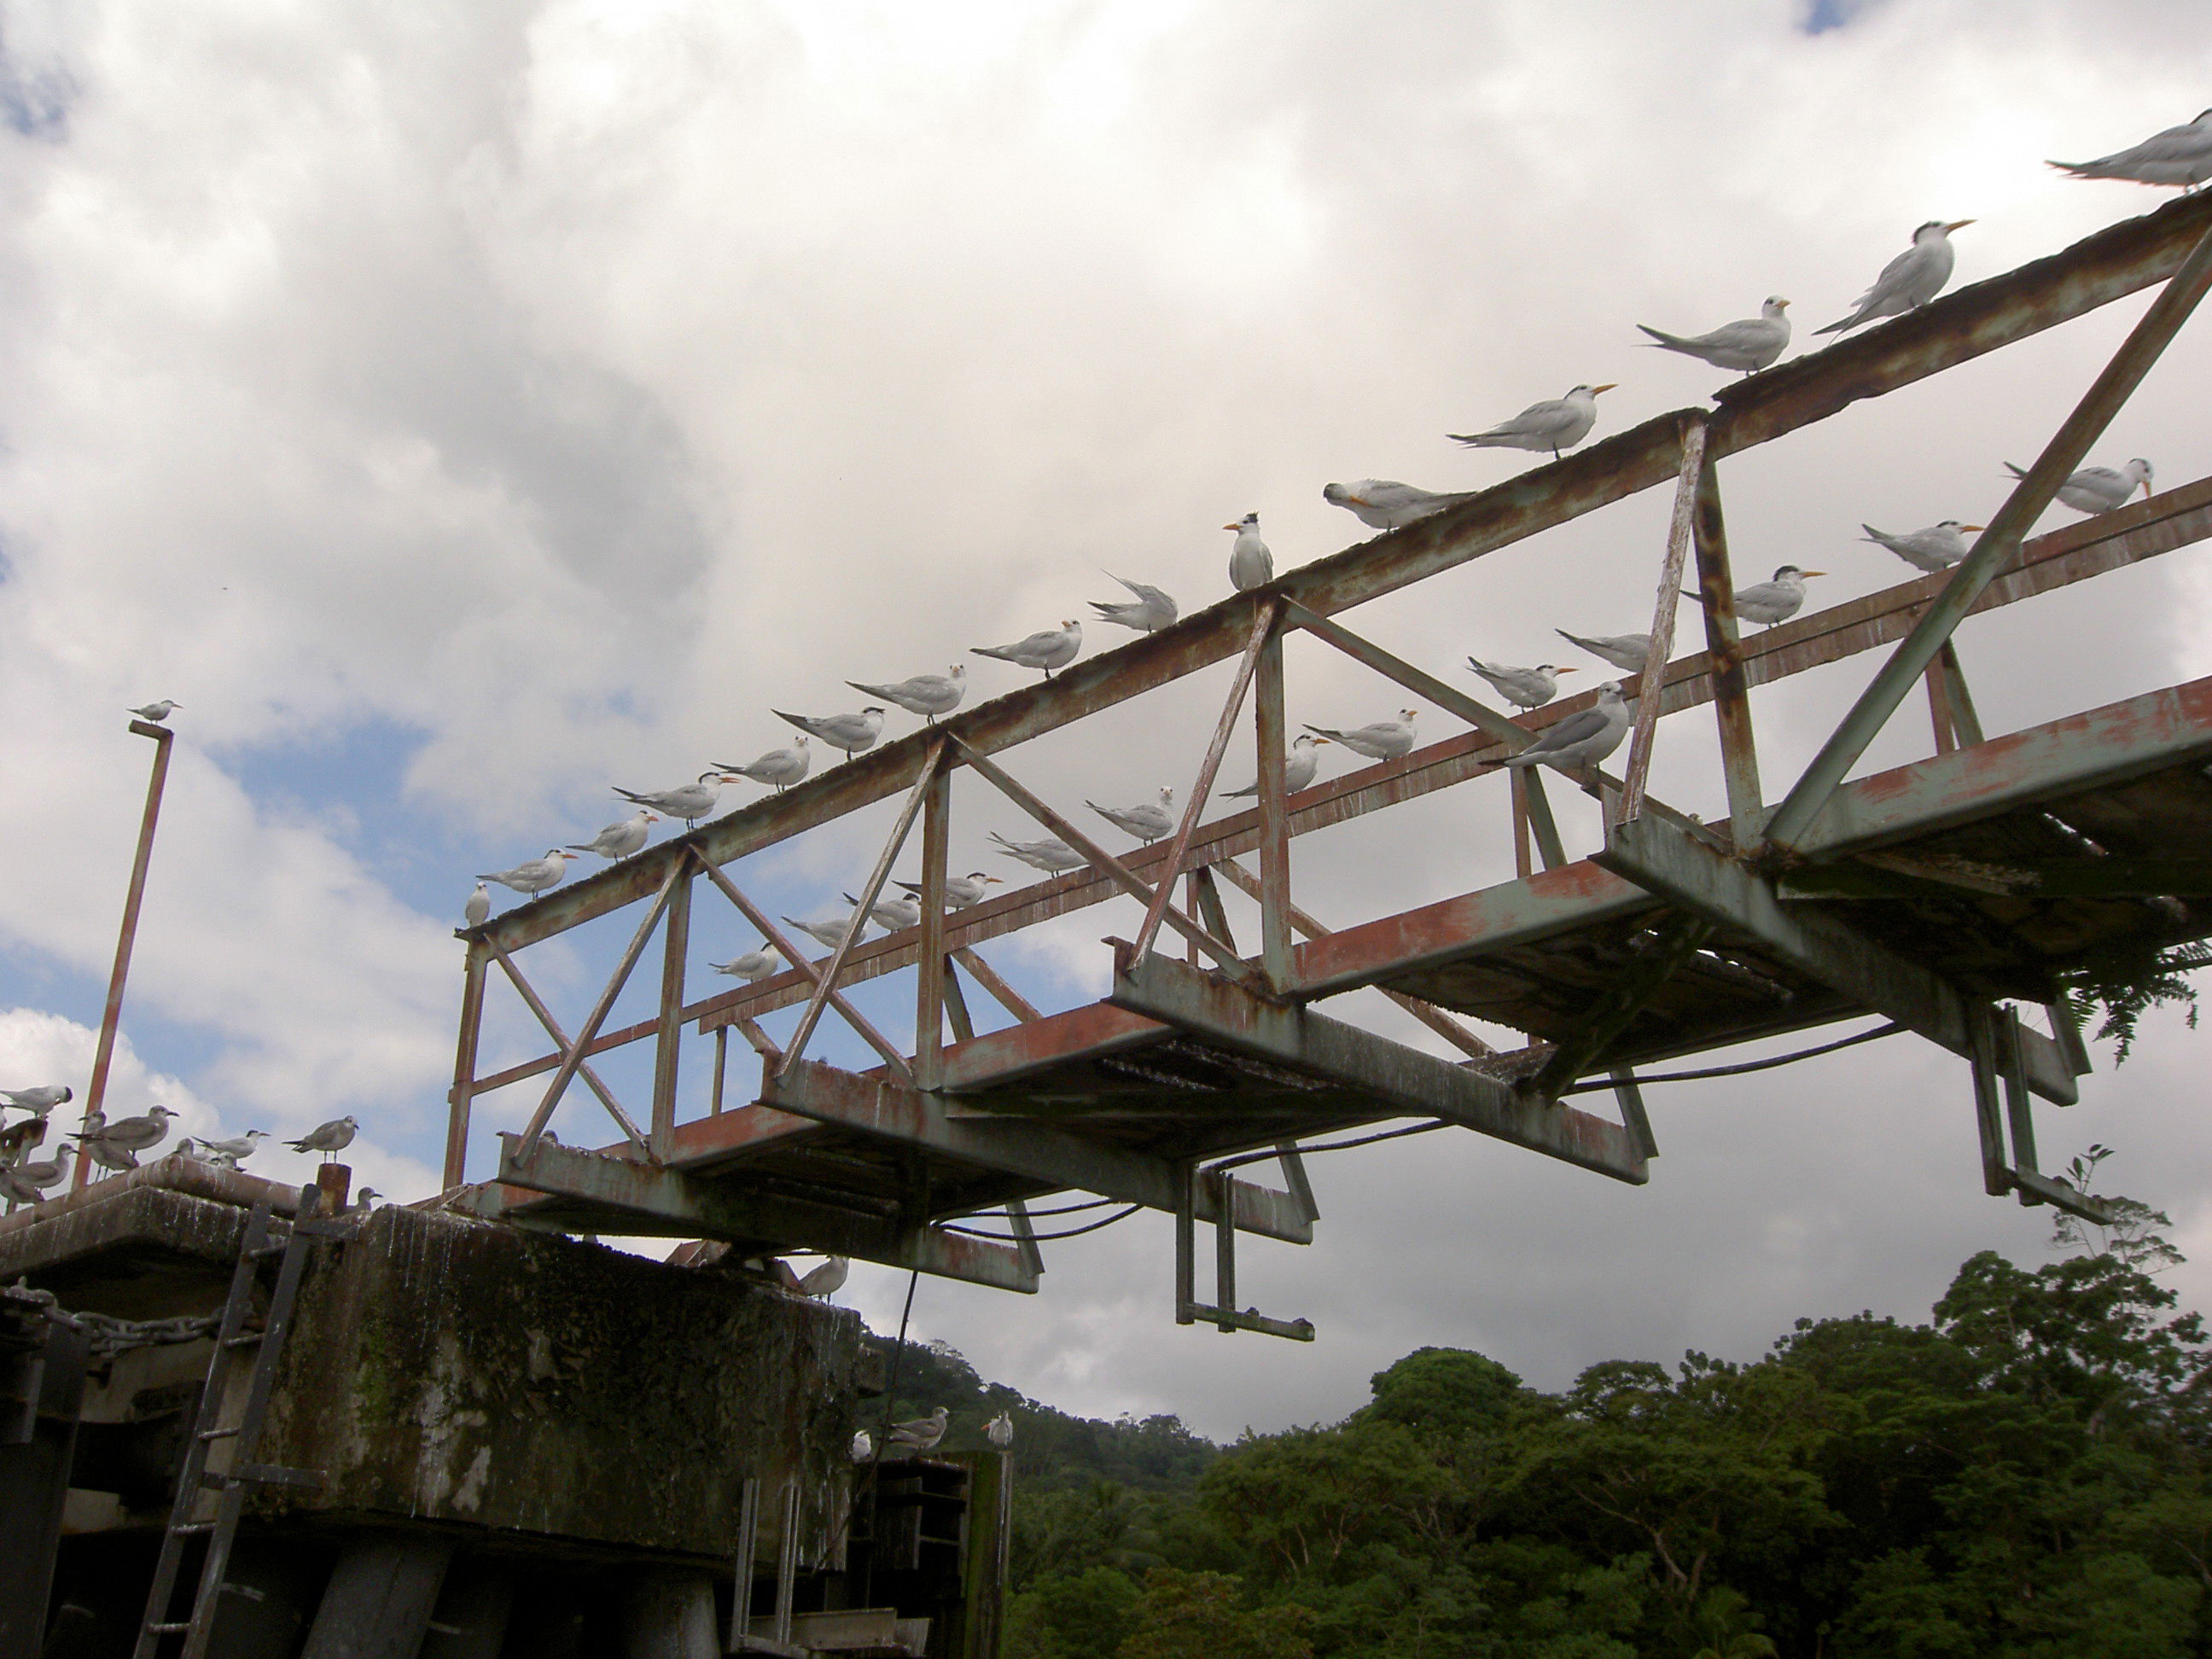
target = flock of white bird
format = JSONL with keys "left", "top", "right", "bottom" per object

{"left": 466, "top": 108, "right": 2203, "bottom": 977}
{"left": 19, "top": 112, "right": 2204, "bottom": 1233}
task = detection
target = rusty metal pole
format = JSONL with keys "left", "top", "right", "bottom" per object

{"left": 1619, "top": 414, "right": 1706, "bottom": 824}
{"left": 1688, "top": 457, "right": 1763, "bottom": 846}
{"left": 915, "top": 764, "right": 952, "bottom": 1088}
{"left": 649, "top": 853, "right": 694, "bottom": 1157}
{"left": 443, "top": 940, "right": 487, "bottom": 1189}
{"left": 1253, "top": 618, "right": 1293, "bottom": 988}
{"left": 75, "top": 719, "right": 174, "bottom": 1190}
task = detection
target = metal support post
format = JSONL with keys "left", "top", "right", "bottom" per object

{"left": 1762, "top": 220, "right": 2212, "bottom": 855}
{"left": 1212, "top": 1170, "right": 1237, "bottom": 1334}
{"left": 782, "top": 742, "right": 945, "bottom": 1075}
{"left": 1621, "top": 414, "right": 1707, "bottom": 824}
{"left": 712, "top": 1025, "right": 730, "bottom": 1115}
{"left": 940, "top": 961, "right": 977, "bottom": 1042}
{"left": 650, "top": 854, "right": 694, "bottom": 1156}
{"left": 1967, "top": 1012, "right": 2011, "bottom": 1198}
{"left": 1173, "top": 1166, "right": 1196, "bottom": 1326}
{"left": 1511, "top": 771, "right": 1534, "bottom": 876}
{"left": 1688, "top": 455, "right": 1763, "bottom": 843}
{"left": 77, "top": 718, "right": 174, "bottom": 1188}
{"left": 1132, "top": 602, "right": 1278, "bottom": 960}
{"left": 445, "top": 941, "right": 487, "bottom": 1190}
{"left": 916, "top": 766, "right": 952, "bottom": 1088}
{"left": 1609, "top": 1068, "right": 1659, "bottom": 1161}
{"left": 1254, "top": 620, "right": 1294, "bottom": 987}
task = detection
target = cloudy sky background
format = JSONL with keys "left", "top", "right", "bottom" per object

{"left": 3, "top": 0, "right": 2211, "bottom": 1437}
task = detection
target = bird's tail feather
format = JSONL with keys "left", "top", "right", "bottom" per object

{"left": 1636, "top": 324, "right": 1686, "bottom": 349}
{"left": 2002, "top": 463, "right": 2028, "bottom": 480}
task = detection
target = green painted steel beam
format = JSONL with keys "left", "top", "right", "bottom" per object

{"left": 1108, "top": 949, "right": 1649, "bottom": 1185}
{"left": 760, "top": 1057, "right": 1316, "bottom": 1245}
{"left": 491, "top": 1134, "right": 1040, "bottom": 1291}
{"left": 1598, "top": 816, "right": 2079, "bottom": 1104}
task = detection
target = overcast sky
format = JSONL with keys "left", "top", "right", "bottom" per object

{"left": 3, "top": 0, "right": 2210, "bottom": 1438}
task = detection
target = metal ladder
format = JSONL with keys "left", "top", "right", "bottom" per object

{"left": 133, "top": 1187, "right": 356, "bottom": 1659}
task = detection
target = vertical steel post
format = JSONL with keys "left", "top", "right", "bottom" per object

{"left": 1254, "top": 620, "right": 1293, "bottom": 987}
{"left": 1173, "top": 1165, "right": 1196, "bottom": 1325}
{"left": 1936, "top": 643, "right": 1984, "bottom": 744}
{"left": 649, "top": 854, "right": 693, "bottom": 1157}
{"left": 1689, "top": 457, "right": 1763, "bottom": 844}
{"left": 1619, "top": 415, "right": 1707, "bottom": 824}
{"left": 711, "top": 1025, "right": 729, "bottom": 1116}
{"left": 915, "top": 765, "right": 952, "bottom": 1089}
{"left": 1510, "top": 772, "right": 1534, "bottom": 878}
{"left": 1967, "top": 1011, "right": 2011, "bottom": 1198}
{"left": 78, "top": 720, "right": 175, "bottom": 1187}
{"left": 444, "top": 941, "right": 486, "bottom": 1190}
{"left": 1212, "top": 1170, "right": 1237, "bottom": 1334}
{"left": 1924, "top": 658, "right": 1959, "bottom": 755}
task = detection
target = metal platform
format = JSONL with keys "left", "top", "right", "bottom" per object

{"left": 445, "top": 191, "right": 2212, "bottom": 1334}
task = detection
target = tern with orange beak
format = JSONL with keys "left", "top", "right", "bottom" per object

{"left": 1860, "top": 521, "right": 1983, "bottom": 574}
{"left": 2003, "top": 458, "right": 2154, "bottom": 516}
{"left": 1816, "top": 220, "right": 1972, "bottom": 335}
{"left": 1691, "top": 565, "right": 1823, "bottom": 628}
{"left": 1637, "top": 298, "right": 1790, "bottom": 374}
{"left": 1450, "top": 384, "right": 1614, "bottom": 460}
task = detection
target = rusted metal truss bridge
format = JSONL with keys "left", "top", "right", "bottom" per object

{"left": 450, "top": 192, "right": 2212, "bottom": 1338}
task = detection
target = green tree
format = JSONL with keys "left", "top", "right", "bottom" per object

{"left": 1004, "top": 1565, "right": 1141, "bottom": 1659}
{"left": 1119, "top": 1569, "right": 1315, "bottom": 1659}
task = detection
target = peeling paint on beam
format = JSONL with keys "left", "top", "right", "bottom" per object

{"left": 1598, "top": 817, "right": 2078, "bottom": 1104}
{"left": 1108, "top": 952, "right": 1648, "bottom": 1185}
{"left": 495, "top": 1134, "right": 1039, "bottom": 1290}
{"left": 761, "top": 1057, "right": 1316, "bottom": 1244}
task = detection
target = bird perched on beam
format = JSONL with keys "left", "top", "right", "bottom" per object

{"left": 1089, "top": 575, "right": 1179, "bottom": 634}
{"left": 1468, "top": 659, "right": 1574, "bottom": 712}
{"left": 1322, "top": 480, "right": 1475, "bottom": 533}
{"left": 888, "top": 1406, "right": 949, "bottom": 1453}
{"left": 129, "top": 700, "right": 181, "bottom": 723}
{"left": 2049, "top": 111, "right": 2212, "bottom": 190}
{"left": 1087, "top": 789, "right": 1175, "bottom": 842}
{"left": 847, "top": 890, "right": 922, "bottom": 933}
{"left": 1502, "top": 684, "right": 1632, "bottom": 773}
{"left": 1450, "top": 385, "right": 1614, "bottom": 460}
{"left": 1815, "top": 220, "right": 1971, "bottom": 335}
{"left": 193, "top": 1130, "right": 270, "bottom": 1168}
{"left": 2, "top": 1086, "right": 72, "bottom": 1115}
{"left": 846, "top": 667, "right": 966, "bottom": 723}
{"left": 987, "top": 1412, "right": 1014, "bottom": 1448}
{"left": 1225, "top": 514, "right": 1273, "bottom": 590}
{"left": 478, "top": 849, "right": 578, "bottom": 895}
{"left": 709, "top": 947, "right": 782, "bottom": 981}
{"left": 0, "top": 1144, "right": 72, "bottom": 1208}
{"left": 1637, "top": 298, "right": 1790, "bottom": 374}
{"left": 990, "top": 832, "right": 1088, "bottom": 874}
{"left": 1555, "top": 629, "right": 1655, "bottom": 675}
{"left": 2003, "top": 458, "right": 2153, "bottom": 515}
{"left": 795, "top": 1257, "right": 848, "bottom": 1299}
{"left": 568, "top": 808, "right": 658, "bottom": 860}
{"left": 971, "top": 621, "right": 1082, "bottom": 679}
{"left": 73, "top": 1104, "right": 176, "bottom": 1170}
{"left": 1224, "top": 734, "right": 1327, "bottom": 798}
{"left": 785, "top": 913, "right": 864, "bottom": 953}
{"left": 288, "top": 1115, "right": 358, "bottom": 1161}
{"left": 774, "top": 707, "right": 886, "bottom": 758}
{"left": 720, "top": 736, "right": 812, "bottom": 792}
{"left": 1304, "top": 711, "right": 1417, "bottom": 761}
{"left": 1861, "top": 521, "right": 1982, "bottom": 573}
{"left": 463, "top": 882, "right": 491, "bottom": 927}
{"left": 894, "top": 871, "right": 1004, "bottom": 910}
{"left": 1686, "top": 566, "right": 1822, "bottom": 628}
{"left": 614, "top": 773, "right": 730, "bottom": 828}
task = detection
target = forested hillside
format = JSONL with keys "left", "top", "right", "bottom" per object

{"left": 872, "top": 1194, "right": 2212, "bottom": 1658}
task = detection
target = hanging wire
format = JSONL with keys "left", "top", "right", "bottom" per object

{"left": 945, "top": 1204, "right": 1143, "bottom": 1242}
{"left": 1556, "top": 1020, "right": 1906, "bottom": 1092}
{"left": 1202, "top": 1022, "right": 1909, "bottom": 1174}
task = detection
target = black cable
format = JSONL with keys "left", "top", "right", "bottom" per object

{"left": 1208, "top": 1119, "right": 1452, "bottom": 1173}
{"left": 946, "top": 1204, "right": 1143, "bottom": 1242}
{"left": 1556, "top": 1021, "right": 1905, "bottom": 1093}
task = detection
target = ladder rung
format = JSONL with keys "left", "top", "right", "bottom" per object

{"left": 170, "top": 1521, "right": 216, "bottom": 1535}
{"left": 223, "top": 1332, "right": 265, "bottom": 1348}
{"left": 249, "top": 1243, "right": 288, "bottom": 1259}
{"left": 197, "top": 1426, "right": 241, "bottom": 1441}
{"left": 148, "top": 1622, "right": 191, "bottom": 1633}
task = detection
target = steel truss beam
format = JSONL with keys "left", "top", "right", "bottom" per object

{"left": 760, "top": 1057, "right": 1317, "bottom": 1244}
{"left": 1598, "top": 815, "right": 2080, "bottom": 1104}
{"left": 492, "top": 1135, "right": 1039, "bottom": 1291}
{"left": 1107, "top": 949, "right": 1648, "bottom": 1184}
{"left": 468, "top": 192, "right": 2212, "bottom": 958}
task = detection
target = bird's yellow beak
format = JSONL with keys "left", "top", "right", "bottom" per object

{"left": 1312, "top": 736, "right": 1332, "bottom": 744}
{"left": 2143, "top": 480, "right": 2155, "bottom": 499}
{"left": 1800, "top": 570, "right": 1828, "bottom": 579}
{"left": 1223, "top": 522, "right": 1239, "bottom": 531}
{"left": 1591, "top": 383, "right": 1618, "bottom": 394}
{"left": 1959, "top": 525, "right": 1986, "bottom": 534}
{"left": 1556, "top": 666, "right": 1579, "bottom": 673}
{"left": 1946, "top": 219, "right": 1976, "bottom": 232}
